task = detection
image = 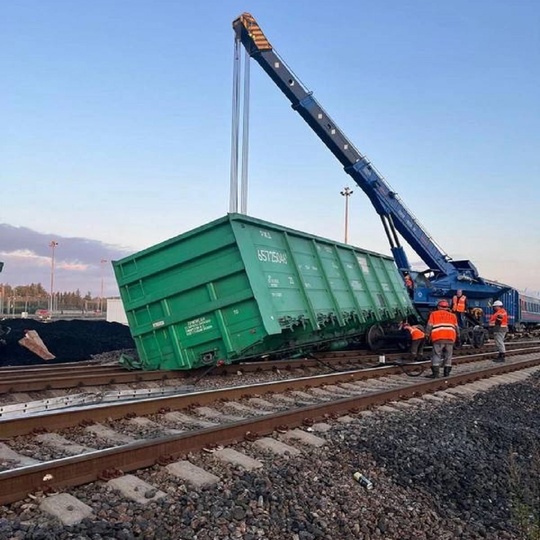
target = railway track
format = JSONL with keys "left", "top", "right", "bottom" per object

{"left": 1, "top": 349, "right": 539, "bottom": 509}
{"left": 1, "top": 340, "right": 539, "bottom": 397}
{"left": 0, "top": 363, "right": 181, "bottom": 395}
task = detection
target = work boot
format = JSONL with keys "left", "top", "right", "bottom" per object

{"left": 493, "top": 353, "right": 505, "bottom": 363}
{"left": 443, "top": 366, "right": 452, "bottom": 377}
{"left": 426, "top": 366, "right": 440, "bottom": 378}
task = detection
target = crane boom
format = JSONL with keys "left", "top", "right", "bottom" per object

{"left": 233, "top": 13, "right": 480, "bottom": 281}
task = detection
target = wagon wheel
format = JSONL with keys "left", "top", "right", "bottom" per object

{"left": 366, "top": 324, "right": 384, "bottom": 350}
{"left": 473, "top": 329, "right": 486, "bottom": 348}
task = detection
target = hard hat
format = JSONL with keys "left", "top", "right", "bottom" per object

{"left": 493, "top": 300, "right": 503, "bottom": 307}
{"left": 437, "top": 300, "right": 449, "bottom": 308}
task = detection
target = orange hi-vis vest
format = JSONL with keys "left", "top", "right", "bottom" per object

{"left": 428, "top": 309, "right": 458, "bottom": 342}
{"left": 489, "top": 308, "right": 508, "bottom": 328}
{"left": 452, "top": 295, "right": 467, "bottom": 312}
{"left": 407, "top": 326, "right": 425, "bottom": 341}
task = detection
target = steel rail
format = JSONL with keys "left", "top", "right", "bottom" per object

{"left": 0, "top": 357, "right": 539, "bottom": 506}
{"left": 0, "top": 369, "right": 181, "bottom": 395}
{"left": 0, "top": 362, "right": 117, "bottom": 373}
{"left": 3, "top": 342, "right": 539, "bottom": 396}
{"left": 1, "top": 366, "right": 123, "bottom": 380}
{"left": 1, "top": 354, "right": 539, "bottom": 439}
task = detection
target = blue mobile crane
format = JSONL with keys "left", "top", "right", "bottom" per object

{"left": 232, "top": 13, "right": 509, "bottom": 336}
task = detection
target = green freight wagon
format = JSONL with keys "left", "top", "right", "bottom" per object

{"left": 113, "top": 214, "right": 416, "bottom": 370}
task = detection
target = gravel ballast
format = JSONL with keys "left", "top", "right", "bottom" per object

{"left": 0, "top": 373, "right": 538, "bottom": 539}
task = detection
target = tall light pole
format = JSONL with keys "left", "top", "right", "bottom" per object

{"left": 340, "top": 187, "right": 354, "bottom": 243}
{"left": 99, "top": 259, "right": 108, "bottom": 312}
{"left": 49, "top": 241, "right": 58, "bottom": 313}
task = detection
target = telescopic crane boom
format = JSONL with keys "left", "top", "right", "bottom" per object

{"left": 233, "top": 13, "right": 505, "bottom": 306}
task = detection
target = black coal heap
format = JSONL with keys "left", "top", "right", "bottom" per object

{"left": 0, "top": 318, "right": 135, "bottom": 366}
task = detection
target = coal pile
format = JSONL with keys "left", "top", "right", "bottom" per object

{"left": 0, "top": 318, "right": 135, "bottom": 366}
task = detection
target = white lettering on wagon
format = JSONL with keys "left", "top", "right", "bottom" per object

{"left": 185, "top": 317, "right": 213, "bottom": 336}
{"left": 356, "top": 256, "right": 370, "bottom": 274}
{"left": 257, "top": 249, "right": 288, "bottom": 265}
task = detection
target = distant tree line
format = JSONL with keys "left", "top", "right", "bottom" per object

{"left": 0, "top": 283, "right": 103, "bottom": 314}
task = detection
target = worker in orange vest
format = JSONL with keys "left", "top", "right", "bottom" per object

{"left": 489, "top": 300, "right": 508, "bottom": 362}
{"left": 451, "top": 289, "right": 467, "bottom": 327}
{"left": 401, "top": 321, "right": 426, "bottom": 361}
{"left": 425, "top": 300, "right": 459, "bottom": 378}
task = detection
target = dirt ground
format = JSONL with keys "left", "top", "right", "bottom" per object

{"left": 0, "top": 318, "right": 135, "bottom": 366}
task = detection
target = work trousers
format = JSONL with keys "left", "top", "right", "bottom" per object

{"left": 454, "top": 312, "right": 465, "bottom": 327}
{"left": 410, "top": 338, "right": 425, "bottom": 360}
{"left": 431, "top": 340, "right": 454, "bottom": 367}
{"left": 493, "top": 329, "right": 507, "bottom": 353}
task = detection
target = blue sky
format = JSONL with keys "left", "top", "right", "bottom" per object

{"left": 1, "top": 0, "right": 539, "bottom": 296}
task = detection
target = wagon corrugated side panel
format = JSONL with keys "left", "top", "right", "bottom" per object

{"left": 234, "top": 219, "right": 412, "bottom": 338}
{"left": 113, "top": 214, "right": 416, "bottom": 370}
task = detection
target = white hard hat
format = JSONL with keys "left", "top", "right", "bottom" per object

{"left": 493, "top": 300, "right": 503, "bottom": 307}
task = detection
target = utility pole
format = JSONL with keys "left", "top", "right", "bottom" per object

{"left": 100, "top": 259, "right": 108, "bottom": 312}
{"left": 49, "top": 241, "right": 58, "bottom": 313}
{"left": 340, "top": 187, "right": 354, "bottom": 244}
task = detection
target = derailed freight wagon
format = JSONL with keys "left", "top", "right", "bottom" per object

{"left": 113, "top": 214, "right": 417, "bottom": 370}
